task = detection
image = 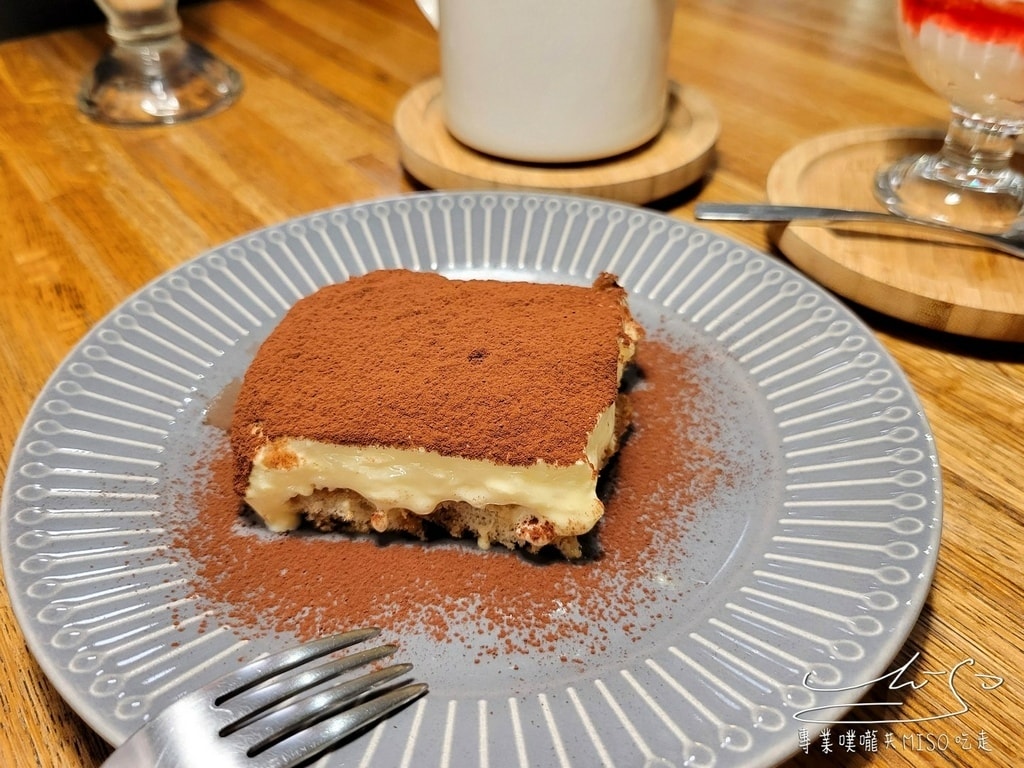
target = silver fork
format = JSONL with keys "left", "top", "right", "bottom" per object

{"left": 101, "top": 627, "right": 427, "bottom": 768}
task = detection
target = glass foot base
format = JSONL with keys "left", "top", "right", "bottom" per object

{"left": 78, "top": 37, "right": 242, "bottom": 126}
{"left": 875, "top": 152, "right": 1024, "bottom": 235}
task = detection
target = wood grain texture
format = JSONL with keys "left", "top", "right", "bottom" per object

{"left": 767, "top": 126, "right": 1024, "bottom": 341}
{"left": 1, "top": 1, "right": 1022, "bottom": 767}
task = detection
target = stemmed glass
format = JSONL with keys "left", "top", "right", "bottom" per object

{"left": 875, "top": 0, "right": 1024, "bottom": 234}
{"left": 78, "top": 0, "right": 242, "bottom": 126}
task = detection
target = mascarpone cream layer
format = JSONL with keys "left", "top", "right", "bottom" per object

{"left": 245, "top": 402, "right": 618, "bottom": 534}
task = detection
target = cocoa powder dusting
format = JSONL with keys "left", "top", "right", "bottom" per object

{"left": 173, "top": 337, "right": 732, "bottom": 664}
{"left": 229, "top": 270, "right": 638, "bottom": 495}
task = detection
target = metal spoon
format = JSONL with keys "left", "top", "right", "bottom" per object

{"left": 693, "top": 202, "right": 1024, "bottom": 260}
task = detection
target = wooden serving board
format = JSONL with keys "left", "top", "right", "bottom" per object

{"left": 395, "top": 77, "right": 719, "bottom": 205}
{"left": 767, "top": 126, "right": 1024, "bottom": 341}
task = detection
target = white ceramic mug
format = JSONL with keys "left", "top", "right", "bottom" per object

{"left": 414, "top": 0, "right": 675, "bottom": 163}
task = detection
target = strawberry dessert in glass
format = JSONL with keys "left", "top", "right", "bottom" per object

{"left": 875, "top": 0, "right": 1024, "bottom": 233}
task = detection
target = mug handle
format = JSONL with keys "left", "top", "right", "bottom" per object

{"left": 415, "top": 0, "right": 439, "bottom": 29}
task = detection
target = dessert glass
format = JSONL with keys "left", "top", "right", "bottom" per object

{"left": 78, "top": 0, "right": 242, "bottom": 126}
{"left": 875, "top": 0, "right": 1024, "bottom": 234}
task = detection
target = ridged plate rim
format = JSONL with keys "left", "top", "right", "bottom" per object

{"left": 1, "top": 191, "right": 941, "bottom": 768}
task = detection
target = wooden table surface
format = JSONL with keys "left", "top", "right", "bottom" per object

{"left": 1, "top": 1, "right": 1021, "bottom": 766}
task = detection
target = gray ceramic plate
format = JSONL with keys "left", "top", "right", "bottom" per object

{"left": 1, "top": 192, "right": 941, "bottom": 767}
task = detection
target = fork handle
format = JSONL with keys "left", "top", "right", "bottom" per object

{"left": 695, "top": 202, "right": 906, "bottom": 223}
{"left": 693, "top": 202, "right": 1024, "bottom": 260}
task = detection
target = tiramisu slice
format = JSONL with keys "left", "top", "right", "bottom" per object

{"left": 229, "top": 269, "right": 642, "bottom": 558}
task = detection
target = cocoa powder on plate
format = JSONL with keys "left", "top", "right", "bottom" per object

{"left": 172, "top": 337, "right": 731, "bottom": 660}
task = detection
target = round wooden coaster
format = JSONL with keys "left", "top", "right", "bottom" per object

{"left": 394, "top": 77, "right": 719, "bottom": 205}
{"left": 767, "top": 126, "right": 1024, "bottom": 342}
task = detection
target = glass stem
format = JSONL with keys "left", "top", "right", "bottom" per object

{"left": 80, "top": 0, "right": 242, "bottom": 126}
{"left": 941, "top": 110, "right": 1021, "bottom": 185}
{"left": 105, "top": 7, "right": 182, "bottom": 46}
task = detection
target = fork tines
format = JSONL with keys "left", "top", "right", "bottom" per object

{"left": 218, "top": 628, "right": 427, "bottom": 766}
